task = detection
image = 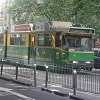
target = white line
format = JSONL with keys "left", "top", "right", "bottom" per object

{"left": 0, "top": 87, "right": 35, "bottom": 100}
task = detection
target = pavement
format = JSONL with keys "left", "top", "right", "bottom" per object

{"left": 0, "top": 73, "right": 100, "bottom": 100}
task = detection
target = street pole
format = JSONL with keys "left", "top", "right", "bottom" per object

{"left": 73, "top": 69, "right": 77, "bottom": 95}
{"left": 34, "top": 64, "right": 36, "bottom": 87}
{"left": 4, "top": 27, "right": 8, "bottom": 59}
{"left": 45, "top": 66, "right": 48, "bottom": 88}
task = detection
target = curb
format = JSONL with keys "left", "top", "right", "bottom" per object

{"left": 69, "top": 95, "right": 90, "bottom": 100}
{"left": 0, "top": 76, "right": 11, "bottom": 81}
{"left": 11, "top": 79, "right": 32, "bottom": 86}
{"left": 41, "top": 87, "right": 69, "bottom": 97}
{"left": 42, "top": 88, "right": 90, "bottom": 100}
{"left": 0, "top": 76, "right": 32, "bottom": 86}
{"left": 54, "top": 91, "right": 69, "bottom": 97}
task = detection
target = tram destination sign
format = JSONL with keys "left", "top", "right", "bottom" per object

{"left": 69, "top": 28, "right": 95, "bottom": 34}
{"left": 33, "top": 22, "right": 50, "bottom": 32}
{"left": 10, "top": 24, "right": 33, "bottom": 33}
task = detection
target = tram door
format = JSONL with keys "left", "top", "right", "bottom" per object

{"left": 29, "top": 34, "right": 36, "bottom": 64}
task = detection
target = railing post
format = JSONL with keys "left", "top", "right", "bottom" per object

{"left": 1, "top": 60, "right": 4, "bottom": 76}
{"left": 73, "top": 69, "right": 77, "bottom": 95}
{"left": 16, "top": 62, "right": 18, "bottom": 80}
{"left": 34, "top": 64, "right": 36, "bottom": 87}
{"left": 45, "top": 66, "right": 48, "bottom": 88}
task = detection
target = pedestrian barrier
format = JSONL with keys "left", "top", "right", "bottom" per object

{"left": 47, "top": 65, "right": 100, "bottom": 94}
{"left": 0, "top": 59, "right": 34, "bottom": 80}
{"left": 0, "top": 60, "right": 100, "bottom": 95}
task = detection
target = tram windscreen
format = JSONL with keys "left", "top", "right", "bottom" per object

{"left": 62, "top": 35, "right": 92, "bottom": 51}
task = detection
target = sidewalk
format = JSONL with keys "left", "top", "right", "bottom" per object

{"left": 0, "top": 73, "right": 100, "bottom": 100}
{"left": 44, "top": 84, "right": 100, "bottom": 100}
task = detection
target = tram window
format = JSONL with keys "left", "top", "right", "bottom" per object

{"left": 0, "top": 34, "right": 3, "bottom": 45}
{"left": 15, "top": 34, "right": 20, "bottom": 45}
{"left": 10, "top": 34, "right": 15, "bottom": 45}
{"left": 55, "top": 32, "right": 61, "bottom": 47}
{"left": 38, "top": 34, "right": 44, "bottom": 46}
{"left": 20, "top": 34, "right": 26, "bottom": 45}
{"left": 10, "top": 33, "right": 26, "bottom": 46}
{"left": 45, "top": 34, "right": 52, "bottom": 47}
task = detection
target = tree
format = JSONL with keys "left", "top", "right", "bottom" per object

{"left": 8, "top": 0, "right": 38, "bottom": 24}
{"left": 72, "top": 0, "right": 100, "bottom": 30}
{"left": 6, "top": 0, "right": 100, "bottom": 38}
{"left": 7, "top": 0, "right": 73, "bottom": 24}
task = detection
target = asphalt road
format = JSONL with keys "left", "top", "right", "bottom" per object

{"left": 0, "top": 79, "right": 72, "bottom": 100}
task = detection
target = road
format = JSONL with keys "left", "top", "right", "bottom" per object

{"left": 0, "top": 79, "right": 72, "bottom": 100}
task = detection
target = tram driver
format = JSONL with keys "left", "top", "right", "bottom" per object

{"left": 63, "top": 40, "right": 69, "bottom": 50}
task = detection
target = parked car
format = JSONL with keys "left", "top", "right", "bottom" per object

{"left": 94, "top": 49, "right": 100, "bottom": 68}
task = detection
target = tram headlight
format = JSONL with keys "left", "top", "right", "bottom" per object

{"left": 85, "top": 61, "right": 90, "bottom": 64}
{"left": 73, "top": 61, "right": 78, "bottom": 63}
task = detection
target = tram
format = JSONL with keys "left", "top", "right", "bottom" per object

{"left": 0, "top": 21, "right": 95, "bottom": 69}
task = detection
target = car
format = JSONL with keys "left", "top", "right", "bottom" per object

{"left": 94, "top": 49, "right": 100, "bottom": 68}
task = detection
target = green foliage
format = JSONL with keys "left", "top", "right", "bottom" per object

{"left": 7, "top": 0, "right": 100, "bottom": 35}
{"left": 39, "top": 0, "right": 73, "bottom": 21}
{"left": 8, "top": 0, "right": 73, "bottom": 23}
{"left": 72, "top": 0, "right": 100, "bottom": 31}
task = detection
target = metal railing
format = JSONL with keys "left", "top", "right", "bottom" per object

{"left": 0, "top": 60, "right": 100, "bottom": 95}
{"left": 0, "top": 59, "right": 34, "bottom": 80}
{"left": 47, "top": 65, "right": 100, "bottom": 94}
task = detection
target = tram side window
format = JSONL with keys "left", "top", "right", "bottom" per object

{"left": 10, "top": 33, "right": 26, "bottom": 46}
{"left": 10, "top": 34, "right": 15, "bottom": 45}
{"left": 15, "top": 34, "right": 20, "bottom": 45}
{"left": 38, "top": 34, "right": 44, "bottom": 46}
{"left": 55, "top": 32, "right": 61, "bottom": 47}
{"left": 38, "top": 34, "right": 52, "bottom": 47}
{"left": 45, "top": 34, "right": 52, "bottom": 47}
{"left": 20, "top": 34, "right": 26, "bottom": 45}
{"left": 0, "top": 34, "right": 3, "bottom": 45}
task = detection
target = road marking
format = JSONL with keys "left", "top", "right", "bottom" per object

{"left": 6, "top": 83, "right": 16, "bottom": 86}
{"left": 49, "top": 84, "right": 100, "bottom": 98}
{"left": 51, "top": 89, "right": 59, "bottom": 92}
{"left": 0, "top": 87, "right": 35, "bottom": 100}
{"left": 50, "top": 84, "right": 61, "bottom": 87}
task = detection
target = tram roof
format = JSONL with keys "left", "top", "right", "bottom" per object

{"left": 33, "top": 21, "right": 95, "bottom": 34}
{"left": 33, "top": 21, "right": 72, "bottom": 32}
{"left": 7, "top": 21, "right": 95, "bottom": 34}
{"left": 9, "top": 24, "right": 33, "bottom": 33}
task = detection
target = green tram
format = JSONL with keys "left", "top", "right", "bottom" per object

{"left": 0, "top": 21, "right": 95, "bottom": 69}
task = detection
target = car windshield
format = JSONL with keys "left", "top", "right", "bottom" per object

{"left": 94, "top": 50, "right": 98, "bottom": 56}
